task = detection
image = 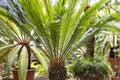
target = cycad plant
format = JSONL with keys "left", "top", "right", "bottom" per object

{"left": 70, "top": 55, "right": 112, "bottom": 80}
{"left": 18, "top": 0, "right": 120, "bottom": 80}
{"left": 0, "top": 16, "right": 47, "bottom": 80}
{"left": 0, "top": 1, "right": 47, "bottom": 80}
{"left": 0, "top": 0, "right": 120, "bottom": 80}
{"left": 96, "top": 30, "right": 120, "bottom": 57}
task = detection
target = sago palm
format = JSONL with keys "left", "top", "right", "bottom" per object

{"left": 0, "top": 1, "right": 47, "bottom": 80}
{"left": 95, "top": 3, "right": 120, "bottom": 56}
{"left": 18, "top": 0, "right": 120, "bottom": 80}
{"left": 0, "top": 0, "right": 120, "bottom": 80}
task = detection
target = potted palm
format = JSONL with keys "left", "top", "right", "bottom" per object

{"left": 0, "top": 19, "right": 47, "bottom": 80}
{"left": 111, "top": 72, "right": 117, "bottom": 80}
{"left": 70, "top": 55, "right": 112, "bottom": 80}
{"left": 96, "top": 30, "right": 120, "bottom": 73}
{"left": 18, "top": 0, "right": 119, "bottom": 80}
{"left": 0, "top": 20, "right": 47, "bottom": 80}
{"left": 0, "top": 1, "right": 48, "bottom": 80}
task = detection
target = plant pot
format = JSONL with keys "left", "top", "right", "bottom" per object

{"left": 80, "top": 77, "right": 100, "bottom": 80}
{"left": 111, "top": 76, "right": 117, "bottom": 80}
{"left": 12, "top": 68, "right": 35, "bottom": 80}
{"left": 108, "top": 58, "right": 120, "bottom": 71}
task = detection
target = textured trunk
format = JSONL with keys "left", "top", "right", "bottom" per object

{"left": 48, "top": 59, "right": 67, "bottom": 80}
{"left": 84, "top": 5, "right": 95, "bottom": 57}
{"left": 26, "top": 45, "right": 31, "bottom": 69}
{"left": 109, "top": 47, "right": 118, "bottom": 58}
{"left": 86, "top": 36, "right": 95, "bottom": 57}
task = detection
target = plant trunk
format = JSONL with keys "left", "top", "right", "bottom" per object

{"left": 27, "top": 46, "right": 31, "bottom": 69}
{"left": 84, "top": 5, "right": 95, "bottom": 58}
{"left": 48, "top": 59, "right": 67, "bottom": 80}
{"left": 109, "top": 47, "right": 118, "bottom": 58}
{"left": 86, "top": 36, "right": 95, "bottom": 57}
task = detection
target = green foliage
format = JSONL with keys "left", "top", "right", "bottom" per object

{"left": 70, "top": 56, "right": 112, "bottom": 80}
{"left": 95, "top": 30, "right": 120, "bottom": 55}
{"left": 0, "top": 1, "right": 48, "bottom": 80}
{"left": 0, "top": 0, "right": 120, "bottom": 80}
{"left": 18, "top": 0, "right": 117, "bottom": 61}
{"left": 31, "top": 63, "right": 47, "bottom": 75}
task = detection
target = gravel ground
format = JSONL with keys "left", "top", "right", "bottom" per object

{"left": 35, "top": 75, "right": 49, "bottom": 80}
{"left": 0, "top": 74, "right": 73, "bottom": 80}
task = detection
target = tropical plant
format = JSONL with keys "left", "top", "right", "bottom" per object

{"left": 70, "top": 55, "right": 112, "bottom": 80}
{"left": 0, "top": 1, "right": 47, "bottom": 80}
{"left": 18, "top": 0, "right": 120, "bottom": 80}
{"left": 0, "top": 0, "right": 120, "bottom": 80}
{"left": 95, "top": 0, "right": 120, "bottom": 56}
{"left": 0, "top": 17, "right": 48, "bottom": 80}
{"left": 31, "top": 63, "right": 47, "bottom": 75}
{"left": 96, "top": 30, "right": 120, "bottom": 57}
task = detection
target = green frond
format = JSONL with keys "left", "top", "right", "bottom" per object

{"left": 48, "top": 21, "right": 60, "bottom": 58}
{"left": 54, "top": 0, "right": 67, "bottom": 19}
{"left": 0, "top": 15, "right": 21, "bottom": 39}
{"left": 6, "top": 45, "right": 22, "bottom": 74}
{"left": 19, "top": 0, "right": 53, "bottom": 55}
{"left": 18, "top": 46, "right": 28, "bottom": 80}
{"left": 0, "top": 44, "right": 17, "bottom": 51}
{"left": 112, "top": 13, "right": 120, "bottom": 21}
{"left": 0, "top": 44, "right": 16, "bottom": 63}
{"left": 0, "top": 7, "right": 17, "bottom": 23}
{"left": 59, "top": 0, "right": 86, "bottom": 57}
{"left": 0, "top": 7, "right": 31, "bottom": 38}
{"left": 31, "top": 46, "right": 48, "bottom": 70}
{"left": 79, "top": 0, "right": 109, "bottom": 26}
{"left": 0, "top": 20, "right": 18, "bottom": 40}
{"left": 42, "top": 0, "right": 54, "bottom": 20}
{"left": 0, "top": 49, "right": 11, "bottom": 64}
{"left": 0, "top": 41, "right": 6, "bottom": 47}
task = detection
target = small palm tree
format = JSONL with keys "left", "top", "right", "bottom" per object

{"left": 0, "top": 1, "right": 47, "bottom": 80}
{"left": 0, "top": 0, "right": 120, "bottom": 80}
{"left": 18, "top": 0, "right": 120, "bottom": 80}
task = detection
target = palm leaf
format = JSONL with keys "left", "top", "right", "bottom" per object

{"left": 0, "top": 7, "right": 31, "bottom": 39}
{"left": 0, "top": 7, "right": 17, "bottom": 23}
{"left": 31, "top": 46, "right": 48, "bottom": 70}
{"left": 59, "top": 0, "right": 86, "bottom": 55}
{"left": 0, "top": 49, "right": 12, "bottom": 63}
{"left": 42, "top": 0, "right": 54, "bottom": 20}
{"left": 6, "top": 45, "right": 22, "bottom": 74}
{"left": 47, "top": 21, "right": 60, "bottom": 59}
{"left": 0, "top": 44, "right": 17, "bottom": 51}
{"left": 19, "top": 0, "right": 52, "bottom": 55}
{"left": 54, "top": 0, "right": 67, "bottom": 19}
{"left": 0, "top": 15, "right": 21, "bottom": 36}
{"left": 18, "top": 46, "right": 28, "bottom": 80}
{"left": 79, "top": 0, "right": 109, "bottom": 26}
{"left": 0, "top": 20, "right": 18, "bottom": 40}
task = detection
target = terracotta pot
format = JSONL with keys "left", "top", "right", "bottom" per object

{"left": 80, "top": 77, "right": 100, "bottom": 80}
{"left": 111, "top": 76, "right": 117, "bottom": 80}
{"left": 108, "top": 58, "right": 120, "bottom": 71}
{"left": 12, "top": 68, "right": 35, "bottom": 80}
